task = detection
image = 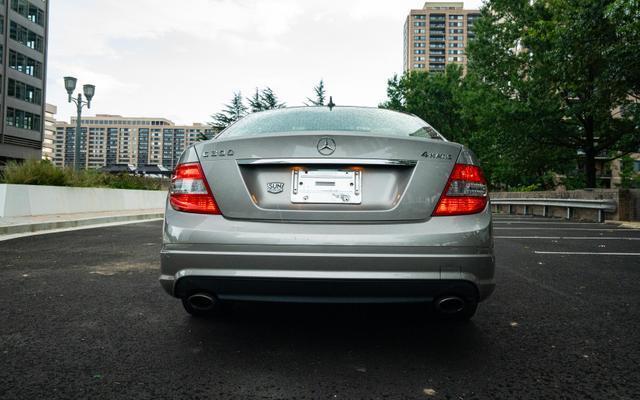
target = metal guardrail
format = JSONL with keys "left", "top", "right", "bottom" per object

{"left": 490, "top": 198, "right": 617, "bottom": 222}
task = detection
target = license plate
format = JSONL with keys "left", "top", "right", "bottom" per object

{"left": 291, "top": 169, "right": 361, "bottom": 204}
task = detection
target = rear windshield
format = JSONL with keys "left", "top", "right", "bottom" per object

{"left": 220, "top": 107, "right": 444, "bottom": 140}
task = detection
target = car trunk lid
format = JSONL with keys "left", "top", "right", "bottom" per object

{"left": 195, "top": 132, "right": 461, "bottom": 222}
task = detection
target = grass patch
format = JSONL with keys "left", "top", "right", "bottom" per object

{"left": 1, "top": 160, "right": 167, "bottom": 191}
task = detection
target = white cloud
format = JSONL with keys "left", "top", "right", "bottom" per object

{"left": 47, "top": 0, "right": 484, "bottom": 124}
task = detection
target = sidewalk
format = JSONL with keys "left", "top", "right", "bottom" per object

{"left": 0, "top": 209, "right": 164, "bottom": 236}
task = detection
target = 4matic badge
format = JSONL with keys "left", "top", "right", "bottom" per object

{"left": 421, "top": 151, "right": 453, "bottom": 160}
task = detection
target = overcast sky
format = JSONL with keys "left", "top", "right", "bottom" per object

{"left": 47, "top": 0, "right": 483, "bottom": 125}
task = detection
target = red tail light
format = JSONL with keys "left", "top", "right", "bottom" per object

{"left": 433, "top": 164, "right": 488, "bottom": 216}
{"left": 169, "top": 162, "right": 221, "bottom": 214}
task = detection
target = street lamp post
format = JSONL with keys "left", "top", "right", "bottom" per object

{"left": 64, "top": 77, "right": 96, "bottom": 169}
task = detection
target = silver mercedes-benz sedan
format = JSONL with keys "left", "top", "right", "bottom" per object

{"left": 160, "top": 106, "right": 494, "bottom": 320}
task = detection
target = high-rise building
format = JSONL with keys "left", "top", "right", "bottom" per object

{"left": 42, "top": 102, "right": 55, "bottom": 160}
{"left": 0, "top": 0, "right": 49, "bottom": 167}
{"left": 53, "top": 115, "right": 217, "bottom": 170}
{"left": 404, "top": 2, "right": 479, "bottom": 73}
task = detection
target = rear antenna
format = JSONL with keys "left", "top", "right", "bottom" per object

{"left": 327, "top": 96, "right": 335, "bottom": 111}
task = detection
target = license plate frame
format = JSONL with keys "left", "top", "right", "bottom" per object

{"left": 291, "top": 169, "right": 362, "bottom": 204}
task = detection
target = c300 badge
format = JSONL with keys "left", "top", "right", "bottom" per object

{"left": 267, "top": 182, "right": 285, "bottom": 194}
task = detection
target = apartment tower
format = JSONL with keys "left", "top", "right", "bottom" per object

{"left": 0, "top": 0, "right": 49, "bottom": 166}
{"left": 53, "top": 115, "right": 217, "bottom": 170}
{"left": 404, "top": 2, "right": 479, "bottom": 73}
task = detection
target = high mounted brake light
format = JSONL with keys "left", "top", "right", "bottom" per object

{"left": 169, "top": 162, "right": 221, "bottom": 214}
{"left": 432, "top": 164, "right": 488, "bottom": 216}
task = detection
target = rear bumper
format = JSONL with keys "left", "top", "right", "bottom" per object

{"left": 170, "top": 276, "right": 481, "bottom": 304}
{"left": 160, "top": 207, "right": 495, "bottom": 303}
{"left": 160, "top": 249, "right": 495, "bottom": 302}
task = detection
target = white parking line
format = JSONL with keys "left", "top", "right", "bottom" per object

{"left": 534, "top": 251, "right": 640, "bottom": 256}
{"left": 496, "top": 236, "right": 640, "bottom": 240}
{"left": 492, "top": 218, "right": 550, "bottom": 222}
{"left": 494, "top": 221, "right": 612, "bottom": 226}
{"left": 495, "top": 227, "right": 640, "bottom": 232}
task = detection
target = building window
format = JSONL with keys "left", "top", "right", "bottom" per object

{"left": 9, "top": 21, "right": 44, "bottom": 53}
{"left": 7, "top": 78, "right": 42, "bottom": 104}
{"left": 6, "top": 107, "right": 41, "bottom": 131}
{"left": 11, "top": 0, "right": 45, "bottom": 26}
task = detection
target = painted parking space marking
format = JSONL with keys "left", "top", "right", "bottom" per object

{"left": 495, "top": 227, "right": 640, "bottom": 232}
{"left": 493, "top": 221, "right": 618, "bottom": 226}
{"left": 495, "top": 236, "right": 640, "bottom": 240}
{"left": 534, "top": 251, "right": 640, "bottom": 256}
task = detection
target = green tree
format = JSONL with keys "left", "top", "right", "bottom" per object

{"left": 260, "top": 87, "right": 286, "bottom": 110}
{"left": 247, "top": 88, "right": 266, "bottom": 112}
{"left": 380, "top": 65, "right": 470, "bottom": 143}
{"left": 380, "top": 66, "right": 572, "bottom": 189}
{"left": 468, "top": 0, "right": 640, "bottom": 188}
{"left": 210, "top": 92, "right": 247, "bottom": 130}
{"left": 306, "top": 80, "right": 326, "bottom": 106}
{"left": 379, "top": 74, "right": 404, "bottom": 110}
{"left": 459, "top": 73, "right": 574, "bottom": 189}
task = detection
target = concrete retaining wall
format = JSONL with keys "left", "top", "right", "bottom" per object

{"left": 0, "top": 184, "right": 167, "bottom": 217}
{"left": 491, "top": 189, "right": 638, "bottom": 221}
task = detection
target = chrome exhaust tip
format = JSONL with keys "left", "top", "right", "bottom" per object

{"left": 186, "top": 293, "right": 217, "bottom": 311}
{"left": 435, "top": 296, "right": 466, "bottom": 315}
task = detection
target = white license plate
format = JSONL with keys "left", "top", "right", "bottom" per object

{"left": 291, "top": 169, "right": 361, "bottom": 204}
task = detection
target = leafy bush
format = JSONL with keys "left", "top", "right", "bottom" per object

{"left": 1, "top": 160, "right": 166, "bottom": 190}
{"left": 2, "top": 159, "right": 67, "bottom": 186}
{"left": 508, "top": 183, "right": 541, "bottom": 192}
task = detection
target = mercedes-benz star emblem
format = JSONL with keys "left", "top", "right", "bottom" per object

{"left": 317, "top": 137, "right": 336, "bottom": 156}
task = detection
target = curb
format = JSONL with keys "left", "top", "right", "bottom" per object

{"left": 0, "top": 212, "right": 164, "bottom": 236}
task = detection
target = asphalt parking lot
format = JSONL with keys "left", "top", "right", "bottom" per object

{"left": 1, "top": 216, "right": 639, "bottom": 399}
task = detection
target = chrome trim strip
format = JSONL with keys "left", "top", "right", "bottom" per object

{"left": 174, "top": 269, "right": 445, "bottom": 280}
{"left": 237, "top": 158, "right": 417, "bottom": 166}
{"left": 162, "top": 249, "right": 492, "bottom": 258}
